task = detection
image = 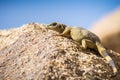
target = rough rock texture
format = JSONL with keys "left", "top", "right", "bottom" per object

{"left": 91, "top": 8, "right": 120, "bottom": 53}
{"left": 0, "top": 23, "right": 120, "bottom": 80}
{"left": 0, "top": 23, "right": 42, "bottom": 51}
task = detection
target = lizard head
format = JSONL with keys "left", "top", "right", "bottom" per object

{"left": 47, "top": 22, "right": 66, "bottom": 33}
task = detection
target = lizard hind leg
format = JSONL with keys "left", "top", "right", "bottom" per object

{"left": 81, "top": 39, "right": 97, "bottom": 50}
{"left": 82, "top": 40, "right": 117, "bottom": 77}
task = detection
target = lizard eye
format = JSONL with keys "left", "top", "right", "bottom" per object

{"left": 49, "top": 22, "right": 57, "bottom": 26}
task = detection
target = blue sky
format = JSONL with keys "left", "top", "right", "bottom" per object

{"left": 0, "top": 0, "right": 120, "bottom": 30}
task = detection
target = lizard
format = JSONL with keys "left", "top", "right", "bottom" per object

{"left": 46, "top": 22, "right": 117, "bottom": 77}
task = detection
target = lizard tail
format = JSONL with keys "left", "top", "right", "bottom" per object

{"left": 96, "top": 42, "right": 117, "bottom": 77}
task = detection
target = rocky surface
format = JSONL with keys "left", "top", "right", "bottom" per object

{"left": 91, "top": 8, "right": 120, "bottom": 53}
{"left": 0, "top": 23, "right": 120, "bottom": 80}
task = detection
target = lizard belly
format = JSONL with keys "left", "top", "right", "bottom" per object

{"left": 70, "top": 28, "right": 84, "bottom": 42}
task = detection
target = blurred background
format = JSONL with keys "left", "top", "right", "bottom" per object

{"left": 0, "top": 0, "right": 120, "bottom": 30}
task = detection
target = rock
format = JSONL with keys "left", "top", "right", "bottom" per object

{"left": 0, "top": 23, "right": 120, "bottom": 80}
{"left": 91, "top": 8, "right": 120, "bottom": 53}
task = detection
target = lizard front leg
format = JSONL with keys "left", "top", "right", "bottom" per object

{"left": 52, "top": 27, "right": 71, "bottom": 38}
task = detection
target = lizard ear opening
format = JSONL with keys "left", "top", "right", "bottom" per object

{"left": 61, "top": 24, "right": 66, "bottom": 29}
{"left": 57, "top": 24, "right": 65, "bottom": 29}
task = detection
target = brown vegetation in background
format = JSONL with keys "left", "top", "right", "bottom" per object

{"left": 91, "top": 8, "right": 120, "bottom": 53}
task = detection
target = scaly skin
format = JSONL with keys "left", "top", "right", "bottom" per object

{"left": 47, "top": 22, "right": 117, "bottom": 77}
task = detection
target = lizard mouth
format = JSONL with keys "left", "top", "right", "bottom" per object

{"left": 46, "top": 26, "right": 57, "bottom": 32}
